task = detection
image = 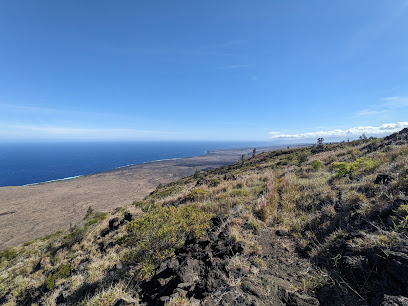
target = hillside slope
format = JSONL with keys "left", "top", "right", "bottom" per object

{"left": 0, "top": 146, "right": 263, "bottom": 249}
{"left": 1, "top": 129, "right": 408, "bottom": 305}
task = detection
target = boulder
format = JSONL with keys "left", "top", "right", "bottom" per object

{"left": 223, "top": 174, "right": 237, "bottom": 181}
{"left": 100, "top": 228, "right": 110, "bottom": 237}
{"left": 380, "top": 295, "right": 408, "bottom": 306}
{"left": 374, "top": 174, "right": 393, "bottom": 185}
{"left": 56, "top": 292, "right": 66, "bottom": 304}
{"left": 109, "top": 217, "right": 121, "bottom": 231}
{"left": 241, "top": 280, "right": 263, "bottom": 298}
{"left": 123, "top": 212, "right": 133, "bottom": 222}
{"left": 98, "top": 239, "right": 114, "bottom": 253}
{"left": 113, "top": 295, "right": 138, "bottom": 306}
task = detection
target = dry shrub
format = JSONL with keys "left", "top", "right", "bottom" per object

{"left": 254, "top": 174, "right": 279, "bottom": 221}
{"left": 280, "top": 173, "right": 300, "bottom": 216}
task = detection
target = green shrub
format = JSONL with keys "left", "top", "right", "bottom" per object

{"left": 133, "top": 200, "right": 145, "bottom": 207}
{"left": 56, "top": 263, "right": 71, "bottom": 278}
{"left": 84, "top": 211, "right": 108, "bottom": 227}
{"left": 0, "top": 248, "right": 19, "bottom": 264}
{"left": 120, "top": 206, "right": 211, "bottom": 279}
{"left": 133, "top": 200, "right": 156, "bottom": 212}
{"left": 332, "top": 158, "right": 376, "bottom": 177}
{"left": 209, "top": 178, "right": 221, "bottom": 187}
{"left": 277, "top": 159, "right": 290, "bottom": 166}
{"left": 246, "top": 220, "right": 260, "bottom": 232}
{"left": 228, "top": 189, "right": 249, "bottom": 197}
{"left": 354, "top": 157, "right": 376, "bottom": 170}
{"left": 397, "top": 204, "right": 408, "bottom": 217}
{"left": 139, "top": 259, "right": 155, "bottom": 280}
{"left": 150, "top": 186, "right": 180, "bottom": 199}
{"left": 63, "top": 226, "right": 86, "bottom": 247}
{"left": 297, "top": 152, "right": 309, "bottom": 165}
{"left": 45, "top": 264, "right": 71, "bottom": 290}
{"left": 394, "top": 205, "right": 408, "bottom": 230}
{"left": 311, "top": 160, "right": 322, "bottom": 170}
{"left": 45, "top": 273, "right": 56, "bottom": 290}
{"left": 186, "top": 188, "right": 208, "bottom": 201}
{"left": 332, "top": 162, "right": 355, "bottom": 177}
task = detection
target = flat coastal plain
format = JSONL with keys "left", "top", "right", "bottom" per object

{"left": 0, "top": 147, "right": 279, "bottom": 249}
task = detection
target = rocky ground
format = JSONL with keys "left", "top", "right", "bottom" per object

{"left": 53, "top": 210, "right": 321, "bottom": 306}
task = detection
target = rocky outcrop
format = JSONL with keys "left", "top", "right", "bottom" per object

{"left": 133, "top": 216, "right": 319, "bottom": 306}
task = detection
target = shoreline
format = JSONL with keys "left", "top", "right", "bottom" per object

{"left": 19, "top": 157, "right": 186, "bottom": 187}
{"left": 0, "top": 145, "right": 281, "bottom": 249}
{"left": 5, "top": 145, "right": 282, "bottom": 188}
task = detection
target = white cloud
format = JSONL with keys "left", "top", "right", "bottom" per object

{"left": 269, "top": 122, "right": 408, "bottom": 140}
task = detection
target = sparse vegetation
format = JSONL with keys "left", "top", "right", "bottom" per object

{"left": 297, "top": 151, "right": 309, "bottom": 165}
{"left": 119, "top": 205, "right": 211, "bottom": 279}
{"left": 1, "top": 129, "right": 408, "bottom": 305}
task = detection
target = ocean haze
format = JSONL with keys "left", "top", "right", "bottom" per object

{"left": 0, "top": 141, "right": 271, "bottom": 187}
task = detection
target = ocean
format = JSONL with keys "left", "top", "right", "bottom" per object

{"left": 0, "top": 141, "right": 270, "bottom": 187}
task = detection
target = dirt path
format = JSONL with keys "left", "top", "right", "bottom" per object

{"left": 258, "top": 228, "right": 314, "bottom": 287}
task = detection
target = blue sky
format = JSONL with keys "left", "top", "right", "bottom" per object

{"left": 1, "top": 1, "right": 408, "bottom": 142}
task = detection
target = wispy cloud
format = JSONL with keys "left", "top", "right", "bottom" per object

{"left": 5, "top": 125, "right": 180, "bottom": 140}
{"left": 0, "top": 103, "right": 59, "bottom": 114}
{"left": 383, "top": 96, "right": 408, "bottom": 108}
{"left": 218, "top": 64, "right": 249, "bottom": 70}
{"left": 103, "top": 40, "right": 244, "bottom": 57}
{"left": 0, "top": 102, "right": 139, "bottom": 122}
{"left": 269, "top": 122, "right": 408, "bottom": 140}
{"left": 355, "top": 96, "right": 408, "bottom": 117}
{"left": 354, "top": 109, "right": 389, "bottom": 117}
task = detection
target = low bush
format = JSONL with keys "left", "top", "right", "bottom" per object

{"left": 297, "top": 152, "right": 309, "bottom": 165}
{"left": 84, "top": 211, "right": 108, "bottom": 227}
{"left": 150, "top": 186, "right": 180, "bottom": 199}
{"left": 45, "top": 263, "right": 71, "bottom": 290}
{"left": 331, "top": 162, "right": 355, "bottom": 177}
{"left": 228, "top": 189, "right": 249, "bottom": 197}
{"left": 185, "top": 188, "right": 208, "bottom": 201}
{"left": 311, "top": 160, "right": 322, "bottom": 170}
{"left": 119, "top": 206, "right": 211, "bottom": 279}
{"left": 332, "top": 158, "right": 376, "bottom": 177}
{"left": 209, "top": 178, "right": 221, "bottom": 187}
{"left": 0, "top": 248, "right": 19, "bottom": 264}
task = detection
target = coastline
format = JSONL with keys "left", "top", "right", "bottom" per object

{"left": 0, "top": 145, "right": 280, "bottom": 249}
{"left": 22, "top": 175, "right": 83, "bottom": 186}
{"left": 12, "top": 145, "right": 280, "bottom": 188}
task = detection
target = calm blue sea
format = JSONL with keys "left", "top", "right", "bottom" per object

{"left": 0, "top": 141, "right": 270, "bottom": 187}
